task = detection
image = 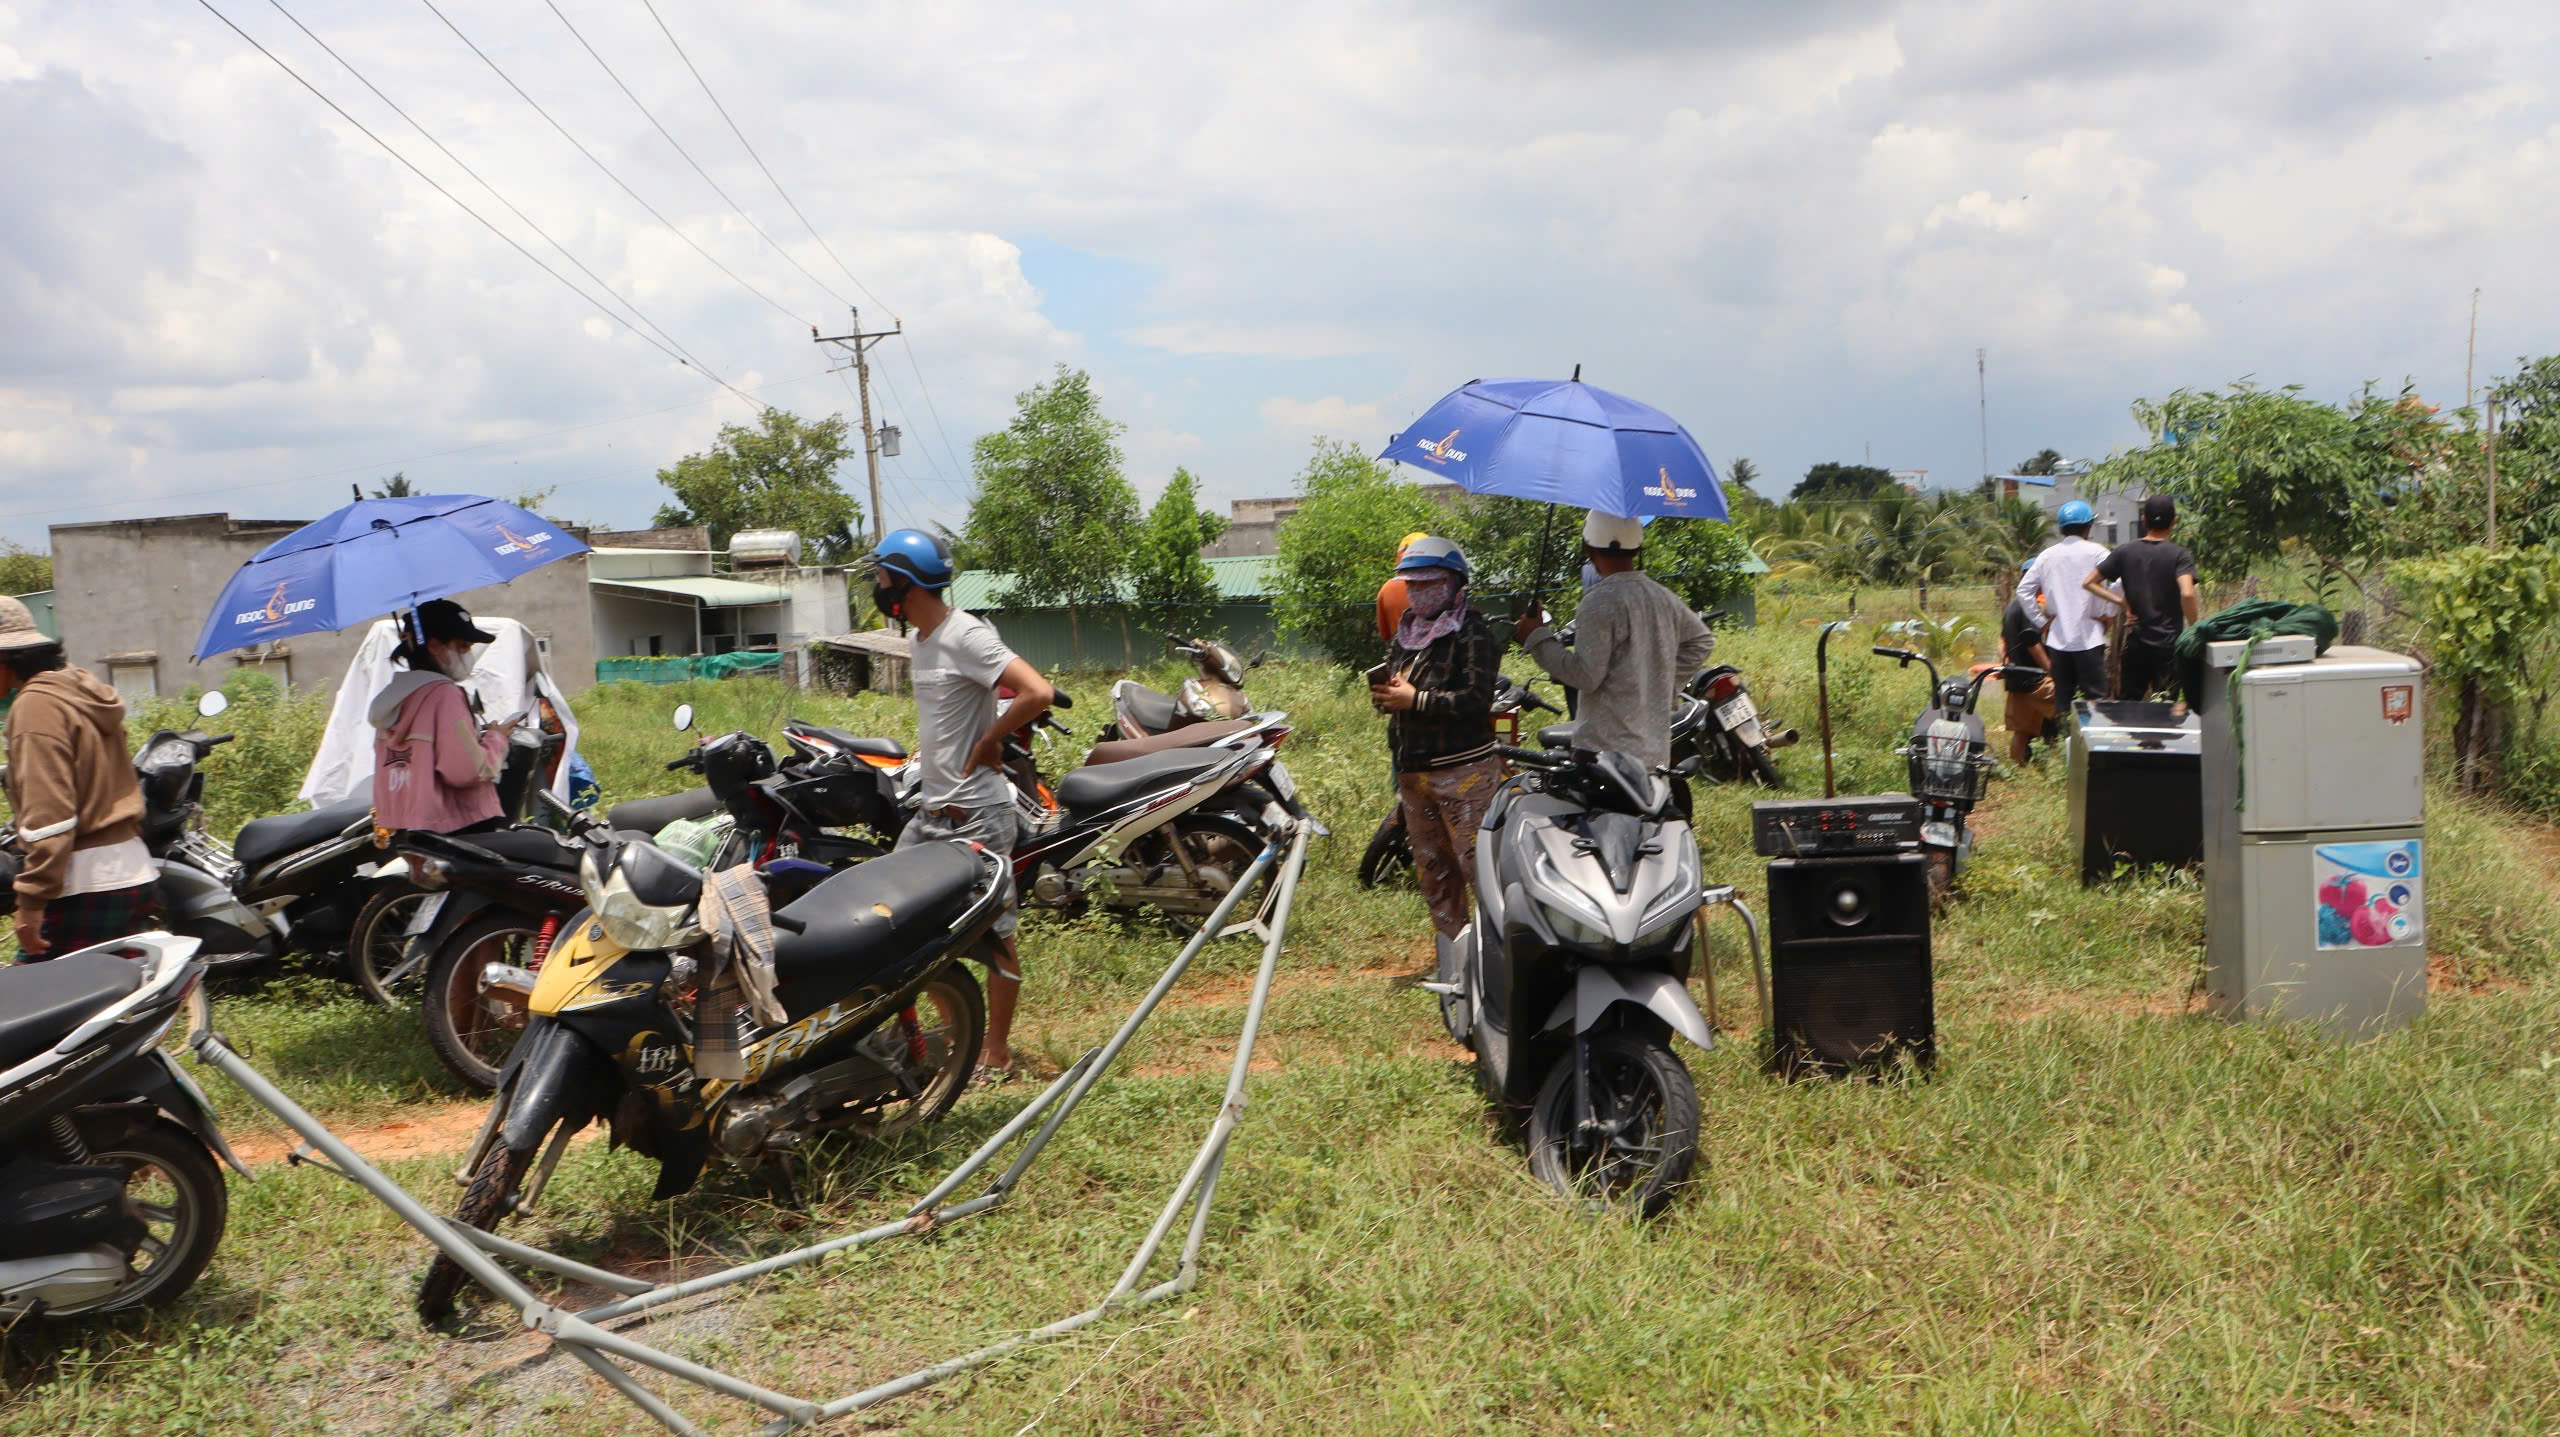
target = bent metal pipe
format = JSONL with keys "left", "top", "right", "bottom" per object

{"left": 187, "top": 822, "right": 1313, "bottom": 1435}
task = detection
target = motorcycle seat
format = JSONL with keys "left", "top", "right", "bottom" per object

{"left": 1055, "top": 747, "right": 1234, "bottom": 818}
{"left": 770, "top": 843, "right": 985, "bottom": 1012}
{"left": 1536, "top": 721, "right": 1580, "bottom": 750}
{"left": 233, "top": 798, "right": 372, "bottom": 874}
{"left": 1080, "top": 718, "right": 1253, "bottom": 768}
{"left": 0, "top": 953, "right": 147, "bottom": 1072}
{"left": 798, "top": 725, "right": 907, "bottom": 762}
{"left": 607, "top": 786, "right": 719, "bottom": 836}
{"left": 1115, "top": 683, "right": 1180, "bottom": 737}
{"left": 450, "top": 826, "right": 581, "bottom": 871}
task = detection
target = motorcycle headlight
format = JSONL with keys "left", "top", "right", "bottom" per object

{"left": 139, "top": 740, "right": 194, "bottom": 771}
{"left": 581, "top": 848, "right": 701, "bottom": 950}
{"left": 1634, "top": 910, "right": 1691, "bottom": 952}
{"left": 1543, "top": 902, "right": 1610, "bottom": 948}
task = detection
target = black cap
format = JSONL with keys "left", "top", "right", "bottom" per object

{"left": 2142, "top": 494, "right": 2176, "bottom": 530}
{"left": 414, "top": 599, "right": 496, "bottom": 645}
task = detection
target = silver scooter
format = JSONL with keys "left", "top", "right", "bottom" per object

{"left": 1425, "top": 742, "right": 1714, "bottom": 1216}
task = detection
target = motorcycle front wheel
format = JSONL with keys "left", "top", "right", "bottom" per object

{"left": 1526, "top": 1031, "right": 1700, "bottom": 1219}
{"left": 1357, "top": 808, "right": 1412, "bottom": 889}
{"left": 415, "top": 1125, "right": 539, "bottom": 1327}
{"left": 425, "top": 913, "right": 543, "bottom": 1091}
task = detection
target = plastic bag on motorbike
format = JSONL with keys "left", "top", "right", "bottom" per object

{"left": 654, "top": 814, "right": 732, "bottom": 871}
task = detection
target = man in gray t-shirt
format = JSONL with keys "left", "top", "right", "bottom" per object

{"left": 866, "top": 530, "right": 1055, "bottom": 1079}
{"left": 1514, "top": 511, "right": 1714, "bottom": 772}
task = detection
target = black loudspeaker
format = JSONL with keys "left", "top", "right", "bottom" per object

{"left": 1765, "top": 852, "right": 1934, "bottom": 1078}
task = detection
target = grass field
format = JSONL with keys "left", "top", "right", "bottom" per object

{"left": 9, "top": 623, "right": 2560, "bottom": 1434}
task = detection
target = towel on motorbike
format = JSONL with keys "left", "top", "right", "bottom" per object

{"left": 694, "top": 863, "right": 789, "bottom": 1080}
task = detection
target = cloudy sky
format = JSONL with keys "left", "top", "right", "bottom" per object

{"left": 3, "top": 0, "right": 2554, "bottom": 549}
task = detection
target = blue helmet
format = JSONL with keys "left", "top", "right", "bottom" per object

{"left": 2057, "top": 500, "right": 2095, "bottom": 528}
{"left": 865, "top": 528, "right": 954, "bottom": 590}
{"left": 1395, "top": 536, "right": 1470, "bottom": 580}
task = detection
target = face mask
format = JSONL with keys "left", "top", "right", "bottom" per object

{"left": 1404, "top": 577, "right": 1457, "bottom": 618}
{"left": 872, "top": 580, "right": 905, "bottom": 620}
{"left": 436, "top": 645, "right": 475, "bottom": 681}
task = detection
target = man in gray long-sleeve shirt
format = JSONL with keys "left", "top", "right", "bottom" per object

{"left": 1513, "top": 511, "right": 1715, "bottom": 771}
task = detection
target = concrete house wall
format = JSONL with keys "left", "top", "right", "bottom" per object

{"left": 49, "top": 513, "right": 595, "bottom": 701}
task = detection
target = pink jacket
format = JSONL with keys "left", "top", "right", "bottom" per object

{"left": 369, "top": 672, "right": 508, "bottom": 833}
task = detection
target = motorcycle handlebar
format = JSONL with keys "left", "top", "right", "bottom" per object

{"left": 1872, "top": 646, "right": 1919, "bottom": 662}
{"left": 204, "top": 734, "right": 236, "bottom": 749}
{"left": 769, "top": 913, "right": 807, "bottom": 935}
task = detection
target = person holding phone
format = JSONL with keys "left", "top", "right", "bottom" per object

{"left": 367, "top": 599, "right": 517, "bottom": 837}
{"left": 1370, "top": 538, "right": 1501, "bottom": 941}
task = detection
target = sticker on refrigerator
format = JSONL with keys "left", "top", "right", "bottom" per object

{"left": 2381, "top": 684, "right": 2413, "bottom": 725}
{"left": 2313, "top": 840, "right": 2422, "bottom": 950}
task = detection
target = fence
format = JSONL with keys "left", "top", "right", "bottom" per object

{"left": 595, "top": 651, "right": 785, "bottom": 686}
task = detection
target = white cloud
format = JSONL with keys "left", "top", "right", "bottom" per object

{"left": 1, "top": 0, "right": 2556, "bottom": 545}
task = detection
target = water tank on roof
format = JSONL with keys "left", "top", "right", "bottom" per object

{"left": 729, "top": 529, "right": 803, "bottom": 569}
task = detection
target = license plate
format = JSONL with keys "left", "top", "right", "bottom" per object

{"left": 1716, "top": 695, "right": 1758, "bottom": 728}
{"left": 1920, "top": 821, "right": 1959, "bottom": 847}
{"left": 1267, "top": 762, "right": 1298, "bottom": 803}
{"left": 404, "top": 892, "right": 448, "bottom": 936}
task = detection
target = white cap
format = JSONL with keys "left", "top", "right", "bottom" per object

{"left": 1583, "top": 510, "right": 1644, "bottom": 552}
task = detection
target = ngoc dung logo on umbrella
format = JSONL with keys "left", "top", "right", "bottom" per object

{"left": 235, "top": 581, "right": 316, "bottom": 629}
{"left": 1645, "top": 465, "right": 1697, "bottom": 508}
{"left": 1416, "top": 430, "right": 1468, "bottom": 466}
{"left": 493, "top": 524, "right": 553, "bottom": 557}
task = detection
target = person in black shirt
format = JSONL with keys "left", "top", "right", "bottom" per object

{"left": 2084, "top": 494, "right": 2199, "bottom": 700}
{"left": 1999, "top": 562, "right": 2056, "bottom": 764}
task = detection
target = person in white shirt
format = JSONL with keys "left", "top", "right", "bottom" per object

{"left": 2016, "top": 500, "right": 2113, "bottom": 715}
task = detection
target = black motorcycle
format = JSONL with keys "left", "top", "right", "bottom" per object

{"left": 1684, "top": 663, "right": 1796, "bottom": 789}
{"left": 1872, "top": 645, "right": 2045, "bottom": 900}
{"left": 396, "top": 705, "right": 901, "bottom": 1091}
{"left": 132, "top": 688, "right": 564, "bottom": 995}
{"left": 415, "top": 829, "right": 1011, "bottom": 1325}
{"left": 0, "top": 933, "right": 246, "bottom": 1318}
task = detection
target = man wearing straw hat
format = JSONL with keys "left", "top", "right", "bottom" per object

{"left": 0, "top": 597, "right": 153, "bottom": 960}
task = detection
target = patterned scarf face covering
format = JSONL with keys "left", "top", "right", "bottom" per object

{"left": 1396, "top": 575, "right": 1470, "bottom": 651}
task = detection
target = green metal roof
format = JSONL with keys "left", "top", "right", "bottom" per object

{"left": 948, "top": 555, "right": 1280, "bottom": 611}
{"left": 593, "top": 575, "right": 790, "bottom": 608}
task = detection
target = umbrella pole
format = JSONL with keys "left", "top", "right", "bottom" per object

{"left": 1525, "top": 504, "right": 1559, "bottom": 618}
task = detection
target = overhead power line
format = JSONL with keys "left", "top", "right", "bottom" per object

{"left": 190, "top": 0, "right": 759, "bottom": 405}
{"left": 416, "top": 0, "right": 811, "bottom": 327}
{"left": 259, "top": 0, "right": 725, "bottom": 386}
{"left": 638, "top": 0, "right": 890, "bottom": 317}
{"left": 540, "top": 0, "right": 853, "bottom": 315}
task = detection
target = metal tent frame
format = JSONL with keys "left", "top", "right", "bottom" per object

{"left": 187, "top": 825, "right": 1313, "bottom": 1435}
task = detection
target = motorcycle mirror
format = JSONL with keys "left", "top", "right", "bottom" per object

{"left": 1250, "top": 651, "right": 1270, "bottom": 667}
{"left": 1670, "top": 755, "right": 1704, "bottom": 778}
{"left": 672, "top": 703, "right": 695, "bottom": 732}
{"left": 196, "top": 689, "right": 230, "bottom": 718}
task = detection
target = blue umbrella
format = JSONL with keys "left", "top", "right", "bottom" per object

{"left": 193, "top": 493, "right": 589, "bottom": 660}
{"left": 1377, "top": 375, "right": 1729, "bottom": 521}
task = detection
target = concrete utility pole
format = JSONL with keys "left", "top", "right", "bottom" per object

{"left": 812, "top": 307, "right": 903, "bottom": 545}
{"left": 1976, "top": 347, "right": 1989, "bottom": 483}
{"left": 2466, "top": 288, "right": 2481, "bottom": 414}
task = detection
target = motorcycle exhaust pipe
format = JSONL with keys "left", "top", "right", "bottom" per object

{"left": 1767, "top": 727, "right": 1802, "bottom": 749}
{"left": 476, "top": 961, "right": 537, "bottom": 1010}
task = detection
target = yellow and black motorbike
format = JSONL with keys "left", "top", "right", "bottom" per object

{"left": 415, "top": 823, "right": 1011, "bottom": 1325}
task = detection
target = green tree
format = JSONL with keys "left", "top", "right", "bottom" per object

{"left": 370, "top": 471, "right": 416, "bottom": 498}
{"left": 1644, "top": 518, "right": 1761, "bottom": 614}
{"left": 2089, "top": 381, "right": 2443, "bottom": 593}
{"left": 0, "top": 542, "right": 52, "bottom": 596}
{"left": 962, "top": 366, "right": 1139, "bottom": 663}
{"left": 1792, "top": 461, "right": 1898, "bottom": 502}
{"left": 1130, "top": 468, "right": 1230, "bottom": 639}
{"left": 655, "top": 407, "right": 864, "bottom": 562}
{"left": 1275, "top": 439, "right": 1444, "bottom": 669}
{"left": 2012, "top": 448, "right": 2064, "bottom": 476}
{"left": 1721, "top": 458, "right": 1778, "bottom": 535}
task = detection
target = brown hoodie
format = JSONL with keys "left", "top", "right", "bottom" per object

{"left": 5, "top": 666, "right": 146, "bottom": 909}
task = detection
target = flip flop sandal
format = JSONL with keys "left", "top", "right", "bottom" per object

{"left": 972, "top": 1062, "right": 1019, "bottom": 1087}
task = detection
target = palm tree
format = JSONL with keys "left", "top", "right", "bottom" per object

{"left": 1978, "top": 497, "right": 2056, "bottom": 597}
